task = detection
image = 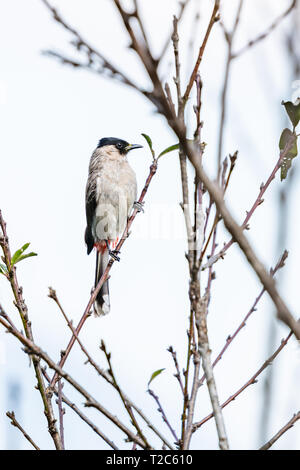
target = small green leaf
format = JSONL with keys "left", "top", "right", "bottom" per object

{"left": 158, "top": 143, "right": 180, "bottom": 158}
{"left": 282, "top": 100, "right": 300, "bottom": 128}
{"left": 141, "top": 133, "right": 153, "bottom": 152}
{"left": 11, "top": 243, "right": 31, "bottom": 266}
{"left": 279, "top": 128, "right": 298, "bottom": 181}
{"left": 14, "top": 252, "right": 37, "bottom": 264}
{"left": 148, "top": 368, "right": 165, "bottom": 387}
{"left": 0, "top": 263, "right": 8, "bottom": 275}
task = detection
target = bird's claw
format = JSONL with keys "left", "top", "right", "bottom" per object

{"left": 109, "top": 249, "right": 120, "bottom": 262}
{"left": 133, "top": 201, "right": 145, "bottom": 213}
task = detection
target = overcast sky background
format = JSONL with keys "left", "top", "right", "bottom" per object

{"left": 0, "top": 0, "right": 300, "bottom": 450}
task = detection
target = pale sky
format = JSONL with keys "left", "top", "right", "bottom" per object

{"left": 0, "top": 0, "right": 300, "bottom": 450}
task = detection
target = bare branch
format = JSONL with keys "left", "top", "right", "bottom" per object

{"left": 100, "top": 340, "right": 151, "bottom": 449}
{"left": 200, "top": 251, "right": 288, "bottom": 385}
{"left": 183, "top": 0, "right": 220, "bottom": 103}
{"left": 147, "top": 387, "right": 179, "bottom": 446}
{"left": 167, "top": 346, "right": 184, "bottom": 395}
{"left": 6, "top": 411, "right": 40, "bottom": 450}
{"left": 193, "top": 329, "right": 294, "bottom": 432}
{"left": 195, "top": 295, "right": 229, "bottom": 449}
{"left": 260, "top": 411, "right": 300, "bottom": 450}
{"left": 233, "top": 0, "right": 297, "bottom": 59}
{"left": 159, "top": 0, "right": 192, "bottom": 62}
{"left": 57, "top": 380, "right": 65, "bottom": 449}
{"left": 202, "top": 144, "right": 293, "bottom": 272}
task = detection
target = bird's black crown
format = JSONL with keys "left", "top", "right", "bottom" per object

{"left": 97, "top": 137, "right": 129, "bottom": 154}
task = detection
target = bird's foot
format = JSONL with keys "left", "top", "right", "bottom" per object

{"left": 109, "top": 249, "right": 120, "bottom": 262}
{"left": 133, "top": 201, "right": 145, "bottom": 213}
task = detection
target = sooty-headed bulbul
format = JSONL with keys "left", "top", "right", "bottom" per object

{"left": 85, "top": 137, "right": 143, "bottom": 316}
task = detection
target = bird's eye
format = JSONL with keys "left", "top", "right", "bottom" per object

{"left": 116, "top": 143, "right": 122, "bottom": 150}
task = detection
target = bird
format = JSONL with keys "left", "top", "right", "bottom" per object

{"left": 85, "top": 137, "right": 143, "bottom": 316}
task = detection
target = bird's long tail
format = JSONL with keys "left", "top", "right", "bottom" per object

{"left": 94, "top": 246, "right": 110, "bottom": 316}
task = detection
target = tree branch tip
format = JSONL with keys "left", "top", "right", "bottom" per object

{"left": 48, "top": 287, "right": 57, "bottom": 300}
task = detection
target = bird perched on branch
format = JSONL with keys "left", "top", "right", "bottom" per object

{"left": 85, "top": 137, "right": 143, "bottom": 316}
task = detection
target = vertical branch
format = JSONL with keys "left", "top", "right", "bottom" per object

{"left": 57, "top": 380, "right": 65, "bottom": 449}
{"left": 171, "top": 16, "right": 197, "bottom": 448}
{"left": 195, "top": 296, "right": 229, "bottom": 450}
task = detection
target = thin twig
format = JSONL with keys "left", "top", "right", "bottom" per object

{"left": 147, "top": 388, "right": 179, "bottom": 446}
{"left": 202, "top": 143, "right": 293, "bottom": 272}
{"left": 199, "top": 152, "right": 237, "bottom": 266}
{"left": 167, "top": 346, "right": 184, "bottom": 395}
{"left": 159, "top": 0, "right": 191, "bottom": 62}
{"left": 193, "top": 330, "right": 294, "bottom": 432}
{"left": 199, "top": 250, "right": 289, "bottom": 386}
{"left": 100, "top": 340, "right": 151, "bottom": 449}
{"left": 233, "top": 0, "right": 297, "bottom": 59}
{"left": 183, "top": 0, "right": 220, "bottom": 103}
{"left": 260, "top": 411, "right": 300, "bottom": 450}
{"left": 182, "top": 349, "right": 201, "bottom": 449}
{"left": 6, "top": 411, "right": 40, "bottom": 450}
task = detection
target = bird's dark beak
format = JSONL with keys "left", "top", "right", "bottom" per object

{"left": 125, "top": 144, "right": 143, "bottom": 152}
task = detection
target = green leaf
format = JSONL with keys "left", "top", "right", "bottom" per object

{"left": 11, "top": 243, "right": 31, "bottom": 266}
{"left": 282, "top": 100, "right": 300, "bottom": 128}
{"left": 279, "top": 128, "right": 298, "bottom": 181}
{"left": 14, "top": 252, "right": 37, "bottom": 264}
{"left": 148, "top": 368, "right": 165, "bottom": 387}
{"left": 158, "top": 143, "right": 180, "bottom": 158}
{"left": 141, "top": 133, "right": 153, "bottom": 152}
{"left": 0, "top": 263, "right": 8, "bottom": 275}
